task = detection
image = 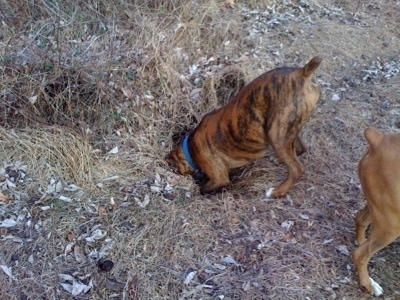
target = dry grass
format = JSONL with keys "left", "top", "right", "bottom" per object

{"left": 0, "top": 127, "right": 93, "bottom": 184}
{"left": 1, "top": 0, "right": 400, "bottom": 299}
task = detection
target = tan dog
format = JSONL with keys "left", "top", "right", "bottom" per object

{"left": 166, "top": 57, "right": 322, "bottom": 197}
{"left": 353, "top": 127, "right": 400, "bottom": 296}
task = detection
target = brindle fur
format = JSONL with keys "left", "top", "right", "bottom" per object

{"left": 166, "top": 57, "right": 322, "bottom": 197}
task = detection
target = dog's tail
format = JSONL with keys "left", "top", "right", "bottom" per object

{"left": 364, "top": 127, "right": 383, "bottom": 150}
{"left": 303, "top": 56, "right": 323, "bottom": 77}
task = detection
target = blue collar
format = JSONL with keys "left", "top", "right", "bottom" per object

{"left": 182, "top": 135, "right": 200, "bottom": 172}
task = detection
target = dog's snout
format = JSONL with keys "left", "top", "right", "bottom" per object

{"left": 165, "top": 155, "right": 177, "bottom": 170}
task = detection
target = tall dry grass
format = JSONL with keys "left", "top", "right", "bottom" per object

{"left": 1, "top": 0, "right": 272, "bottom": 186}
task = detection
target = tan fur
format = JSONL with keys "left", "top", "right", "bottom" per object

{"left": 166, "top": 57, "right": 322, "bottom": 197}
{"left": 352, "top": 127, "right": 400, "bottom": 296}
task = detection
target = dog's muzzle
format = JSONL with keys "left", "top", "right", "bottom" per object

{"left": 192, "top": 171, "right": 208, "bottom": 185}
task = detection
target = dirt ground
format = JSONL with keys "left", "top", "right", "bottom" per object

{"left": 0, "top": 0, "right": 399, "bottom": 299}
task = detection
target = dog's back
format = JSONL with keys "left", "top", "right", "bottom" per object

{"left": 359, "top": 127, "right": 400, "bottom": 203}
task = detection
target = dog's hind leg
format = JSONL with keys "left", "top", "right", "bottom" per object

{"left": 294, "top": 136, "right": 307, "bottom": 156}
{"left": 267, "top": 137, "right": 304, "bottom": 198}
{"left": 352, "top": 225, "right": 399, "bottom": 296}
{"left": 354, "top": 205, "right": 371, "bottom": 245}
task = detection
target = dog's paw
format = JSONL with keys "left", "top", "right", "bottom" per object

{"left": 266, "top": 188, "right": 275, "bottom": 198}
{"left": 369, "top": 277, "right": 383, "bottom": 296}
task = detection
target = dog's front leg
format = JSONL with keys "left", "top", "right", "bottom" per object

{"left": 199, "top": 161, "right": 230, "bottom": 195}
{"left": 200, "top": 178, "right": 229, "bottom": 195}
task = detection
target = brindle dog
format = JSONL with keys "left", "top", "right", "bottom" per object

{"left": 166, "top": 57, "right": 322, "bottom": 197}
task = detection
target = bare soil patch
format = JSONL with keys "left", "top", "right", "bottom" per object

{"left": 1, "top": 0, "right": 399, "bottom": 299}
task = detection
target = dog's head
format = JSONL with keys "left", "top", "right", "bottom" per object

{"left": 165, "top": 146, "right": 195, "bottom": 176}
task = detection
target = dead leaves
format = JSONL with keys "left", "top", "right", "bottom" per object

{"left": 0, "top": 218, "right": 17, "bottom": 227}
{"left": 336, "top": 244, "right": 351, "bottom": 256}
{"left": 58, "top": 227, "right": 115, "bottom": 296}
{"left": 66, "top": 231, "right": 75, "bottom": 242}
{"left": 85, "top": 228, "right": 107, "bottom": 243}
{"left": 0, "top": 265, "right": 16, "bottom": 280}
{"left": 0, "top": 192, "right": 10, "bottom": 202}
{"left": 59, "top": 273, "right": 93, "bottom": 296}
{"left": 97, "top": 206, "right": 107, "bottom": 218}
{"left": 222, "top": 0, "right": 235, "bottom": 9}
{"left": 0, "top": 161, "right": 27, "bottom": 191}
{"left": 362, "top": 57, "right": 400, "bottom": 83}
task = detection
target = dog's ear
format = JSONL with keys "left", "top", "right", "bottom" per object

{"left": 303, "top": 56, "right": 322, "bottom": 77}
{"left": 364, "top": 127, "right": 383, "bottom": 150}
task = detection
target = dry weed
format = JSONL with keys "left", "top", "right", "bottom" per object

{"left": 0, "top": 127, "right": 93, "bottom": 184}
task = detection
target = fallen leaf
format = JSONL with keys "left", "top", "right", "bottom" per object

{"left": 242, "top": 280, "right": 251, "bottom": 291}
{"left": 323, "top": 239, "right": 333, "bottom": 245}
{"left": 107, "top": 146, "right": 119, "bottom": 155}
{"left": 59, "top": 274, "right": 92, "bottom": 296}
{"left": 66, "top": 232, "right": 75, "bottom": 242}
{"left": 134, "top": 195, "right": 150, "bottom": 208}
{"left": 59, "top": 273, "right": 75, "bottom": 281}
{"left": 98, "top": 206, "right": 107, "bottom": 218}
{"left": 74, "top": 246, "right": 86, "bottom": 263}
{"left": 154, "top": 173, "right": 162, "bottom": 185}
{"left": 299, "top": 213, "right": 309, "bottom": 220}
{"left": 64, "top": 184, "right": 80, "bottom": 192}
{"left": 64, "top": 242, "right": 74, "bottom": 255}
{"left": 281, "top": 220, "right": 294, "bottom": 230}
{"left": 98, "top": 239, "right": 115, "bottom": 258}
{"left": 28, "top": 95, "right": 38, "bottom": 104}
{"left": 0, "top": 228, "right": 9, "bottom": 235}
{"left": 55, "top": 181, "right": 63, "bottom": 193}
{"left": 222, "top": 255, "right": 240, "bottom": 266}
{"left": 150, "top": 185, "right": 162, "bottom": 193}
{"left": 59, "top": 195, "right": 72, "bottom": 202}
{"left": 0, "top": 265, "right": 16, "bottom": 280}
{"left": 0, "top": 219, "right": 17, "bottom": 228}
{"left": 121, "top": 87, "right": 133, "bottom": 98}
{"left": 85, "top": 229, "right": 107, "bottom": 243}
{"left": 340, "top": 276, "right": 351, "bottom": 283}
{"left": 213, "top": 263, "right": 227, "bottom": 270}
{"left": 6, "top": 179, "right": 16, "bottom": 188}
{"left": 336, "top": 245, "right": 350, "bottom": 256}
{"left": 184, "top": 271, "right": 197, "bottom": 285}
{"left": 332, "top": 93, "right": 340, "bottom": 101}
{"left": 0, "top": 192, "right": 10, "bottom": 202}
{"left": 231, "top": 217, "right": 240, "bottom": 224}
